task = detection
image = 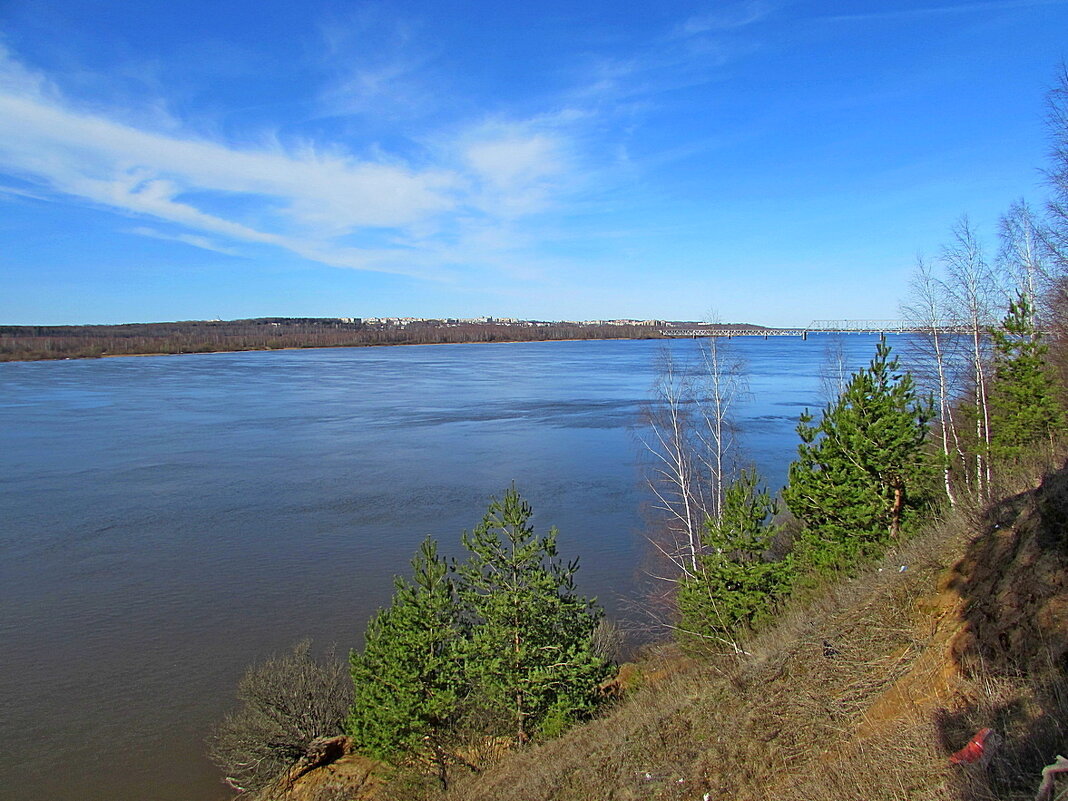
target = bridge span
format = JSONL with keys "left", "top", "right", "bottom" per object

{"left": 660, "top": 320, "right": 937, "bottom": 339}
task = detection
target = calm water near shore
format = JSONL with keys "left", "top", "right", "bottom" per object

{"left": 0, "top": 335, "right": 893, "bottom": 801}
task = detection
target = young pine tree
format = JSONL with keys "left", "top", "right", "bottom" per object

{"left": 988, "top": 292, "right": 1064, "bottom": 461}
{"left": 783, "top": 340, "right": 933, "bottom": 573}
{"left": 347, "top": 538, "right": 465, "bottom": 788}
{"left": 457, "top": 487, "right": 611, "bottom": 744}
{"left": 676, "top": 469, "right": 792, "bottom": 651}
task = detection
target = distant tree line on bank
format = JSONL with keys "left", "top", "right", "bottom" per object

{"left": 0, "top": 318, "right": 665, "bottom": 361}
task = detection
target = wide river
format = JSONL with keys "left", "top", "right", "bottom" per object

{"left": 0, "top": 334, "right": 896, "bottom": 800}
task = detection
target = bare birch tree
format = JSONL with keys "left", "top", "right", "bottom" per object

{"left": 1042, "top": 64, "right": 1068, "bottom": 349}
{"left": 638, "top": 338, "right": 748, "bottom": 585}
{"left": 1044, "top": 62, "right": 1068, "bottom": 270}
{"left": 999, "top": 199, "right": 1052, "bottom": 329}
{"left": 693, "top": 336, "right": 748, "bottom": 518}
{"left": 902, "top": 255, "right": 964, "bottom": 505}
{"left": 641, "top": 348, "right": 704, "bottom": 580}
{"left": 818, "top": 335, "right": 851, "bottom": 404}
{"left": 941, "top": 215, "right": 1000, "bottom": 497}
{"left": 637, "top": 335, "right": 752, "bottom": 646}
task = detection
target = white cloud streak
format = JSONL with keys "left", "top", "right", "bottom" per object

{"left": 0, "top": 44, "right": 573, "bottom": 279}
{"left": 127, "top": 226, "right": 241, "bottom": 256}
{"left": 675, "top": 0, "right": 773, "bottom": 36}
{"left": 0, "top": 0, "right": 771, "bottom": 286}
{"left": 823, "top": 0, "right": 1067, "bottom": 23}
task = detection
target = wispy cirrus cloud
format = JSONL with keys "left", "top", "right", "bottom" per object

{"left": 314, "top": 10, "right": 442, "bottom": 122}
{"left": 0, "top": 0, "right": 774, "bottom": 287}
{"left": 674, "top": 0, "right": 774, "bottom": 37}
{"left": 822, "top": 0, "right": 1067, "bottom": 23}
{"left": 567, "top": 0, "right": 773, "bottom": 116}
{"left": 0, "top": 42, "right": 581, "bottom": 279}
{"left": 127, "top": 226, "right": 241, "bottom": 256}
{"left": 554, "top": 4, "right": 773, "bottom": 183}
{"left": 455, "top": 114, "right": 580, "bottom": 219}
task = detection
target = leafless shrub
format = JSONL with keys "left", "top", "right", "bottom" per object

{"left": 590, "top": 619, "right": 627, "bottom": 664}
{"left": 207, "top": 641, "right": 351, "bottom": 795}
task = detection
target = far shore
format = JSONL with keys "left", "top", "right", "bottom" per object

{"left": 2, "top": 334, "right": 669, "bottom": 364}
{"left": 2, "top": 318, "right": 794, "bottom": 363}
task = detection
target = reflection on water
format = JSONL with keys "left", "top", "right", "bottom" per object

{"left": 0, "top": 335, "right": 890, "bottom": 800}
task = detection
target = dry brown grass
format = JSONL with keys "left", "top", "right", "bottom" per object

{"left": 432, "top": 463, "right": 1068, "bottom": 801}
{"left": 434, "top": 514, "right": 960, "bottom": 801}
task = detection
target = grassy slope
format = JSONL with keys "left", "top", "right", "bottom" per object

{"left": 430, "top": 464, "right": 1068, "bottom": 801}
{"left": 279, "top": 461, "right": 1068, "bottom": 801}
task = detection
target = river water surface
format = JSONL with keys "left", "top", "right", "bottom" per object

{"left": 0, "top": 335, "right": 893, "bottom": 800}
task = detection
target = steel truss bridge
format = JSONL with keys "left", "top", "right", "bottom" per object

{"left": 659, "top": 320, "right": 972, "bottom": 338}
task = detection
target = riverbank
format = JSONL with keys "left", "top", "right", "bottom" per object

{"left": 82, "top": 334, "right": 659, "bottom": 361}
{"left": 0, "top": 317, "right": 674, "bottom": 362}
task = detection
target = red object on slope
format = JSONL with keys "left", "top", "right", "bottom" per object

{"left": 949, "top": 728, "right": 996, "bottom": 765}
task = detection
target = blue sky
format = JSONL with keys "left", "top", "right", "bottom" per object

{"left": 1, "top": 0, "right": 1066, "bottom": 326}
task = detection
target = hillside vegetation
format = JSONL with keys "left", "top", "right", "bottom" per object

{"left": 448, "top": 466, "right": 1068, "bottom": 801}
{"left": 271, "top": 461, "right": 1068, "bottom": 801}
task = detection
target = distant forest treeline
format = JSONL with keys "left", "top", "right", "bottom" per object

{"left": 0, "top": 318, "right": 682, "bottom": 361}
